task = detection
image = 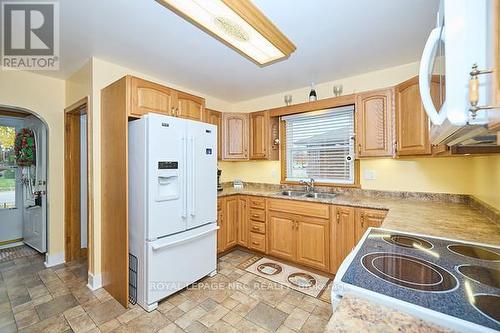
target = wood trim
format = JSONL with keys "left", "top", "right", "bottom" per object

{"left": 64, "top": 96, "right": 90, "bottom": 264}
{"left": 156, "top": 0, "right": 295, "bottom": 66}
{"left": 269, "top": 94, "right": 356, "bottom": 117}
{"left": 222, "top": 0, "right": 296, "bottom": 55}
{"left": 101, "top": 79, "right": 129, "bottom": 307}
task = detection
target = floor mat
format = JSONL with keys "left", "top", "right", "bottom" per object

{"left": 245, "top": 257, "right": 330, "bottom": 298}
{"left": 0, "top": 245, "right": 38, "bottom": 263}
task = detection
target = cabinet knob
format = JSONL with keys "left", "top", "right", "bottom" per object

{"left": 252, "top": 226, "right": 259, "bottom": 231}
{"left": 361, "top": 214, "right": 365, "bottom": 228}
{"left": 358, "top": 143, "right": 362, "bottom": 154}
{"left": 336, "top": 213, "right": 340, "bottom": 224}
{"left": 252, "top": 241, "right": 260, "bottom": 246}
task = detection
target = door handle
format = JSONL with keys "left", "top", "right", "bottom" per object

{"left": 336, "top": 213, "right": 340, "bottom": 224}
{"left": 151, "top": 226, "right": 218, "bottom": 251}
{"left": 190, "top": 137, "right": 196, "bottom": 216}
{"left": 181, "top": 137, "right": 187, "bottom": 219}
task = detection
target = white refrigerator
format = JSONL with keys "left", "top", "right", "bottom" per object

{"left": 128, "top": 113, "right": 218, "bottom": 312}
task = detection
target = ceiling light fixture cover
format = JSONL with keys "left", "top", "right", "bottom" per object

{"left": 156, "top": 0, "right": 296, "bottom": 66}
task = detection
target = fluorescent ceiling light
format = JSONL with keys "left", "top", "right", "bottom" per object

{"left": 156, "top": 0, "right": 296, "bottom": 66}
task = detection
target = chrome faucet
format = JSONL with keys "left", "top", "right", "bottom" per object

{"left": 300, "top": 178, "right": 315, "bottom": 193}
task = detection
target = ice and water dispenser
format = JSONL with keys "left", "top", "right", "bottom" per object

{"left": 156, "top": 161, "right": 179, "bottom": 201}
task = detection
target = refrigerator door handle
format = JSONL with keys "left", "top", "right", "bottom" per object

{"left": 181, "top": 137, "right": 187, "bottom": 219}
{"left": 151, "top": 225, "right": 219, "bottom": 251}
{"left": 190, "top": 136, "right": 196, "bottom": 216}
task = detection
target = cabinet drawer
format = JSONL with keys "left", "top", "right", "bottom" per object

{"left": 249, "top": 208, "right": 265, "bottom": 222}
{"left": 249, "top": 232, "right": 266, "bottom": 252}
{"left": 267, "top": 199, "right": 330, "bottom": 219}
{"left": 249, "top": 197, "right": 266, "bottom": 209}
{"left": 249, "top": 221, "right": 266, "bottom": 234}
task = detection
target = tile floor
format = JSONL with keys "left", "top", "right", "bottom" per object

{"left": 0, "top": 249, "right": 332, "bottom": 332}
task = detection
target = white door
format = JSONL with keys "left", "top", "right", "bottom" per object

{"left": 23, "top": 116, "right": 47, "bottom": 252}
{"left": 146, "top": 114, "right": 186, "bottom": 240}
{"left": 186, "top": 120, "right": 217, "bottom": 230}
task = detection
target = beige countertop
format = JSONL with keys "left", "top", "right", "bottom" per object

{"left": 218, "top": 186, "right": 500, "bottom": 245}
{"left": 219, "top": 185, "right": 500, "bottom": 332}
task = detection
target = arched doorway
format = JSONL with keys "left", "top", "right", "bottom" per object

{"left": 0, "top": 107, "right": 48, "bottom": 255}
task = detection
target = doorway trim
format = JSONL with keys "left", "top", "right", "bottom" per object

{"left": 64, "top": 97, "right": 92, "bottom": 267}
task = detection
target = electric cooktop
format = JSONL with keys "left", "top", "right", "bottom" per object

{"left": 333, "top": 228, "right": 500, "bottom": 332}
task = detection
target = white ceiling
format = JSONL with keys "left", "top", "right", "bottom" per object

{"left": 56, "top": 0, "right": 439, "bottom": 102}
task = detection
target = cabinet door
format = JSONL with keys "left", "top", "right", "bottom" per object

{"left": 217, "top": 198, "right": 225, "bottom": 253}
{"left": 223, "top": 113, "right": 249, "bottom": 160}
{"left": 175, "top": 91, "right": 205, "bottom": 121}
{"left": 356, "top": 89, "right": 394, "bottom": 157}
{"left": 396, "top": 77, "right": 438, "bottom": 156}
{"left": 330, "top": 206, "right": 356, "bottom": 274}
{"left": 249, "top": 111, "right": 268, "bottom": 159}
{"left": 130, "top": 76, "right": 175, "bottom": 117}
{"left": 237, "top": 196, "right": 248, "bottom": 246}
{"left": 355, "top": 208, "right": 387, "bottom": 242}
{"left": 268, "top": 211, "right": 295, "bottom": 261}
{"left": 225, "top": 196, "right": 238, "bottom": 249}
{"left": 296, "top": 216, "right": 329, "bottom": 271}
{"left": 206, "top": 109, "right": 223, "bottom": 160}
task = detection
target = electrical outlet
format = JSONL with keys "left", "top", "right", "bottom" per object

{"left": 363, "top": 170, "right": 376, "bottom": 180}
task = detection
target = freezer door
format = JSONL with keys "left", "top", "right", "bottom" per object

{"left": 186, "top": 121, "right": 217, "bottom": 229}
{"left": 145, "top": 223, "right": 217, "bottom": 306}
{"left": 146, "top": 114, "right": 187, "bottom": 239}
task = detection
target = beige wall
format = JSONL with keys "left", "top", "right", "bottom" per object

{"left": 471, "top": 155, "right": 500, "bottom": 209}
{"left": 65, "top": 60, "right": 92, "bottom": 106}
{"left": 0, "top": 70, "right": 65, "bottom": 260}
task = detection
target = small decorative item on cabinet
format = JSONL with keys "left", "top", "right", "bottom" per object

{"left": 284, "top": 94, "right": 292, "bottom": 106}
{"left": 309, "top": 83, "right": 317, "bottom": 102}
{"left": 333, "top": 85, "right": 343, "bottom": 97}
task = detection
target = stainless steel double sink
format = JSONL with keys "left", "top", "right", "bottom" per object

{"left": 277, "top": 190, "right": 337, "bottom": 199}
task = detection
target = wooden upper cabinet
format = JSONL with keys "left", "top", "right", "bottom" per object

{"left": 355, "top": 208, "right": 386, "bottom": 242}
{"left": 356, "top": 88, "right": 395, "bottom": 157}
{"left": 223, "top": 113, "right": 249, "bottom": 160}
{"left": 395, "top": 77, "right": 442, "bottom": 156}
{"left": 206, "top": 109, "right": 223, "bottom": 160}
{"left": 130, "top": 76, "right": 175, "bottom": 117}
{"left": 267, "top": 211, "right": 296, "bottom": 262}
{"left": 127, "top": 76, "right": 205, "bottom": 121}
{"left": 175, "top": 91, "right": 205, "bottom": 121}
{"left": 250, "top": 111, "right": 268, "bottom": 159}
{"left": 296, "top": 216, "right": 329, "bottom": 271}
{"left": 330, "top": 206, "right": 356, "bottom": 274}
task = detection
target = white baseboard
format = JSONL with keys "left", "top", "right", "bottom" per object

{"left": 0, "top": 241, "right": 24, "bottom": 250}
{"left": 44, "top": 252, "right": 65, "bottom": 267}
{"left": 87, "top": 273, "right": 102, "bottom": 290}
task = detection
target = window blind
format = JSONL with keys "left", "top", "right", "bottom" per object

{"left": 282, "top": 106, "right": 355, "bottom": 184}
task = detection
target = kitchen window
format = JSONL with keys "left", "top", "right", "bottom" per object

{"left": 282, "top": 105, "right": 356, "bottom": 185}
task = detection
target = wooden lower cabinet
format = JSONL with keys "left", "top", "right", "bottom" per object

{"left": 224, "top": 196, "right": 238, "bottom": 249}
{"left": 355, "top": 208, "right": 387, "bottom": 242}
{"left": 330, "top": 206, "right": 356, "bottom": 274}
{"left": 217, "top": 198, "right": 225, "bottom": 253}
{"left": 268, "top": 211, "right": 296, "bottom": 262}
{"left": 296, "top": 216, "right": 329, "bottom": 271}
{"left": 237, "top": 196, "right": 248, "bottom": 247}
{"left": 268, "top": 209, "right": 330, "bottom": 271}
{"left": 218, "top": 195, "right": 386, "bottom": 274}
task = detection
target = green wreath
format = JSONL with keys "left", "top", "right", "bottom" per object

{"left": 14, "top": 128, "right": 36, "bottom": 166}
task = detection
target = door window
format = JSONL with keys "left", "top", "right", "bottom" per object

{"left": 0, "top": 124, "right": 16, "bottom": 208}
